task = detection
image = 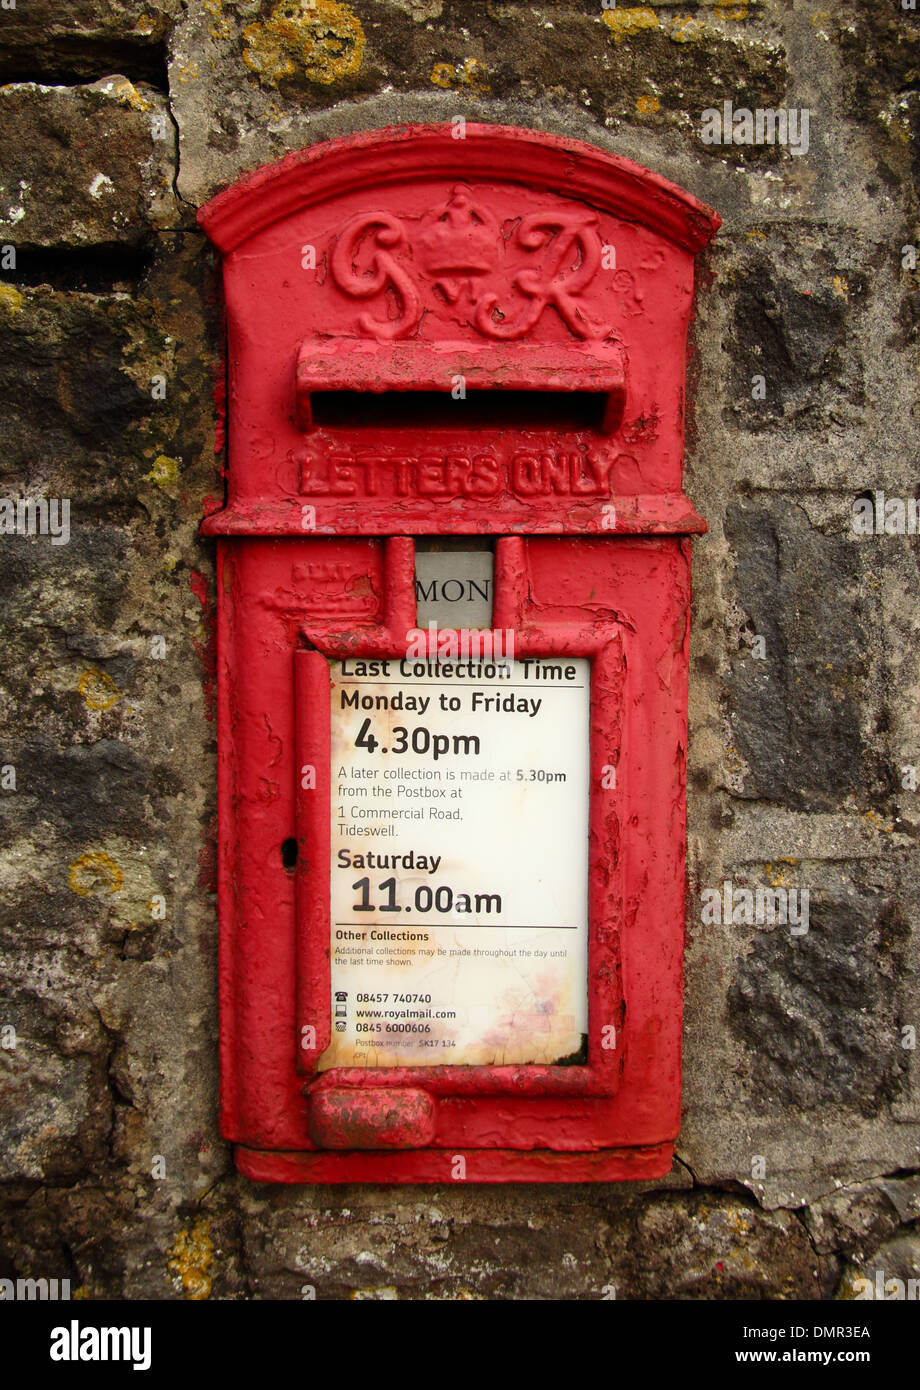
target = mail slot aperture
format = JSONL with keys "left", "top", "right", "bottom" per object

{"left": 308, "top": 389, "right": 611, "bottom": 433}
{"left": 199, "top": 123, "right": 719, "bottom": 1183}
{"left": 296, "top": 340, "right": 627, "bottom": 434}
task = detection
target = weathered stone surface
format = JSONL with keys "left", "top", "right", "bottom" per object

{"left": 0, "top": 293, "right": 156, "bottom": 497}
{"left": 728, "top": 891, "right": 909, "bottom": 1115}
{"left": 719, "top": 809, "right": 908, "bottom": 866}
{"left": 837, "top": 1230, "right": 920, "bottom": 1301}
{"left": 0, "top": 234, "right": 220, "bottom": 505}
{"left": 170, "top": 0, "right": 786, "bottom": 204}
{"left": 0, "top": 1037, "right": 108, "bottom": 1182}
{"left": 0, "top": 228, "right": 222, "bottom": 1197}
{"left": 724, "top": 242, "right": 868, "bottom": 432}
{"left": 805, "top": 1176, "right": 920, "bottom": 1259}
{"left": 0, "top": 80, "right": 178, "bottom": 247}
{"left": 616, "top": 1194, "right": 827, "bottom": 1299}
{"left": 0, "top": 2, "right": 178, "bottom": 82}
{"left": 724, "top": 497, "right": 882, "bottom": 810}
{"left": 234, "top": 1185, "right": 827, "bottom": 1300}
{"left": 0, "top": 1184, "right": 245, "bottom": 1299}
{"left": 831, "top": 2, "right": 920, "bottom": 155}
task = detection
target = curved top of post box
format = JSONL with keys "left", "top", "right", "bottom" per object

{"left": 197, "top": 123, "right": 720, "bottom": 256}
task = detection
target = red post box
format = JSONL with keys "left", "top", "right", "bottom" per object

{"left": 198, "top": 124, "right": 719, "bottom": 1183}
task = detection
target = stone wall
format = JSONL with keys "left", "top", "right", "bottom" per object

{"left": 1, "top": 0, "right": 918, "bottom": 1299}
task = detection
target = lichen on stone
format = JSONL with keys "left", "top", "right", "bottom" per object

{"left": 68, "top": 851, "right": 124, "bottom": 897}
{"left": 242, "top": 0, "right": 365, "bottom": 88}
{"left": 147, "top": 454, "right": 180, "bottom": 487}
{"left": 167, "top": 1218, "right": 214, "bottom": 1300}
{"left": 429, "top": 57, "right": 489, "bottom": 94}
{"left": 602, "top": 8, "right": 660, "bottom": 43}
{"left": 0, "top": 285, "right": 23, "bottom": 315}
{"left": 77, "top": 668, "right": 122, "bottom": 712}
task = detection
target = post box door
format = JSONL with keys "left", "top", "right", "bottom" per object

{"left": 294, "top": 535, "right": 627, "bottom": 1103}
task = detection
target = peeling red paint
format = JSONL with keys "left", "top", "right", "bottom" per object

{"left": 197, "top": 811, "right": 218, "bottom": 893}
{"left": 189, "top": 568, "right": 217, "bottom": 722}
{"left": 236, "top": 1143, "right": 673, "bottom": 1185}
{"left": 309, "top": 1087, "right": 436, "bottom": 1149}
{"left": 212, "top": 370, "right": 227, "bottom": 461}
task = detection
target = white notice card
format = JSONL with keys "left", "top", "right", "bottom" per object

{"left": 319, "top": 655, "right": 590, "bottom": 1070}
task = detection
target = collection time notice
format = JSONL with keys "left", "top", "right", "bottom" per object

{"left": 319, "top": 656, "right": 590, "bottom": 1070}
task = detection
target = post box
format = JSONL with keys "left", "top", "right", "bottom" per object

{"left": 198, "top": 124, "right": 719, "bottom": 1183}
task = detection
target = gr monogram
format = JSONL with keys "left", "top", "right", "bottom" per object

{"left": 329, "top": 186, "right": 607, "bottom": 342}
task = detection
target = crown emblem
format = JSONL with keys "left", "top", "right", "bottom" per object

{"left": 415, "top": 186, "right": 499, "bottom": 304}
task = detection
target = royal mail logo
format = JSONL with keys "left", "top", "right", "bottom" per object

{"left": 329, "top": 186, "right": 609, "bottom": 341}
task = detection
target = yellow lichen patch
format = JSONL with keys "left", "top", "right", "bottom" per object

{"left": 243, "top": 0, "right": 365, "bottom": 88}
{"left": 203, "top": 0, "right": 223, "bottom": 13}
{"left": 110, "top": 77, "right": 151, "bottom": 112}
{"left": 723, "top": 744, "right": 747, "bottom": 777}
{"left": 725, "top": 1206, "right": 755, "bottom": 1234}
{"left": 810, "top": 11, "right": 830, "bottom": 25}
{"left": 0, "top": 284, "right": 23, "bottom": 314}
{"left": 604, "top": 5, "right": 745, "bottom": 45}
{"left": 765, "top": 858, "right": 797, "bottom": 888}
{"left": 69, "top": 851, "right": 124, "bottom": 898}
{"left": 176, "top": 61, "right": 200, "bottom": 83}
{"left": 746, "top": 229, "right": 767, "bottom": 240}
{"left": 636, "top": 94, "right": 660, "bottom": 115}
{"left": 861, "top": 808, "right": 894, "bottom": 832}
{"left": 429, "top": 57, "right": 489, "bottom": 93}
{"left": 78, "top": 667, "right": 121, "bottom": 711}
{"left": 713, "top": 3, "right": 749, "bottom": 19}
{"left": 830, "top": 275, "right": 849, "bottom": 300}
{"left": 669, "top": 15, "right": 707, "bottom": 43}
{"left": 147, "top": 454, "right": 180, "bottom": 487}
{"left": 168, "top": 1219, "right": 213, "bottom": 1301}
{"left": 602, "top": 7, "right": 659, "bottom": 42}
{"left": 135, "top": 13, "right": 155, "bottom": 36}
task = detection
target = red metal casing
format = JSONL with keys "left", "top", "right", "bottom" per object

{"left": 198, "top": 124, "right": 719, "bottom": 1182}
